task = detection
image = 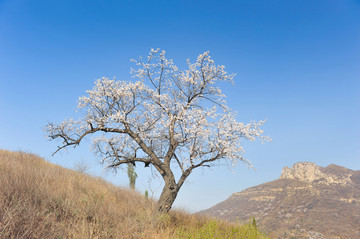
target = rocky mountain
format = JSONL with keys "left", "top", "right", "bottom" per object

{"left": 199, "top": 162, "right": 360, "bottom": 239}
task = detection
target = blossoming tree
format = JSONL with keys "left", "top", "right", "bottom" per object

{"left": 46, "top": 49, "right": 269, "bottom": 213}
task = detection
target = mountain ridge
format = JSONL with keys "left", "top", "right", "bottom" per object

{"left": 200, "top": 162, "right": 360, "bottom": 239}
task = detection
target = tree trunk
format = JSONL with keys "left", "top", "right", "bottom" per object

{"left": 156, "top": 177, "right": 179, "bottom": 213}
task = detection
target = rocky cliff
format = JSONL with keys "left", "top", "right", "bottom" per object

{"left": 280, "top": 162, "right": 353, "bottom": 185}
{"left": 199, "top": 162, "right": 360, "bottom": 239}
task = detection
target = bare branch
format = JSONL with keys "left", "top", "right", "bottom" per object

{"left": 173, "top": 153, "right": 184, "bottom": 173}
{"left": 49, "top": 126, "right": 128, "bottom": 155}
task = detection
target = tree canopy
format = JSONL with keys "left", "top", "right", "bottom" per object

{"left": 46, "top": 49, "right": 269, "bottom": 213}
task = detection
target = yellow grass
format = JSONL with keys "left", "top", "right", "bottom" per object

{"left": 0, "top": 150, "right": 267, "bottom": 239}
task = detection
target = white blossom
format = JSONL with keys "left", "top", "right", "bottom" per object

{"left": 46, "top": 49, "right": 270, "bottom": 213}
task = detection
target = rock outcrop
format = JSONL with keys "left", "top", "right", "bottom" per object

{"left": 280, "top": 162, "right": 325, "bottom": 182}
{"left": 280, "top": 162, "right": 353, "bottom": 185}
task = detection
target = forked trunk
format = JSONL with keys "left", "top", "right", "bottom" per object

{"left": 156, "top": 178, "right": 179, "bottom": 213}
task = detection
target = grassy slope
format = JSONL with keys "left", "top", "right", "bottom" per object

{"left": 0, "top": 150, "right": 267, "bottom": 239}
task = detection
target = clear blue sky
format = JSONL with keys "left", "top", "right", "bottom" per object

{"left": 1, "top": 0, "right": 359, "bottom": 212}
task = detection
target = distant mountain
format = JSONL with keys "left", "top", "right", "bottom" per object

{"left": 199, "top": 162, "right": 360, "bottom": 239}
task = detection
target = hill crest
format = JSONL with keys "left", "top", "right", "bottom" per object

{"left": 0, "top": 149, "right": 267, "bottom": 239}
{"left": 200, "top": 162, "right": 360, "bottom": 239}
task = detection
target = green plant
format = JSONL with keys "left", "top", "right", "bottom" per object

{"left": 127, "top": 163, "right": 138, "bottom": 190}
{"left": 252, "top": 217, "right": 257, "bottom": 228}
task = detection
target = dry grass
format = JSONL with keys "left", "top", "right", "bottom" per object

{"left": 0, "top": 150, "right": 267, "bottom": 239}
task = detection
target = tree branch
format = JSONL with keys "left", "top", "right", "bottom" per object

{"left": 173, "top": 153, "right": 184, "bottom": 173}
{"left": 50, "top": 126, "right": 128, "bottom": 155}
{"left": 126, "top": 127, "right": 165, "bottom": 175}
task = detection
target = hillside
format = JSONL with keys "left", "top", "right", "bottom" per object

{"left": 200, "top": 162, "right": 360, "bottom": 239}
{"left": 0, "top": 150, "right": 267, "bottom": 239}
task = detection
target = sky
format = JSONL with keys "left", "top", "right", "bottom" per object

{"left": 0, "top": 0, "right": 359, "bottom": 212}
